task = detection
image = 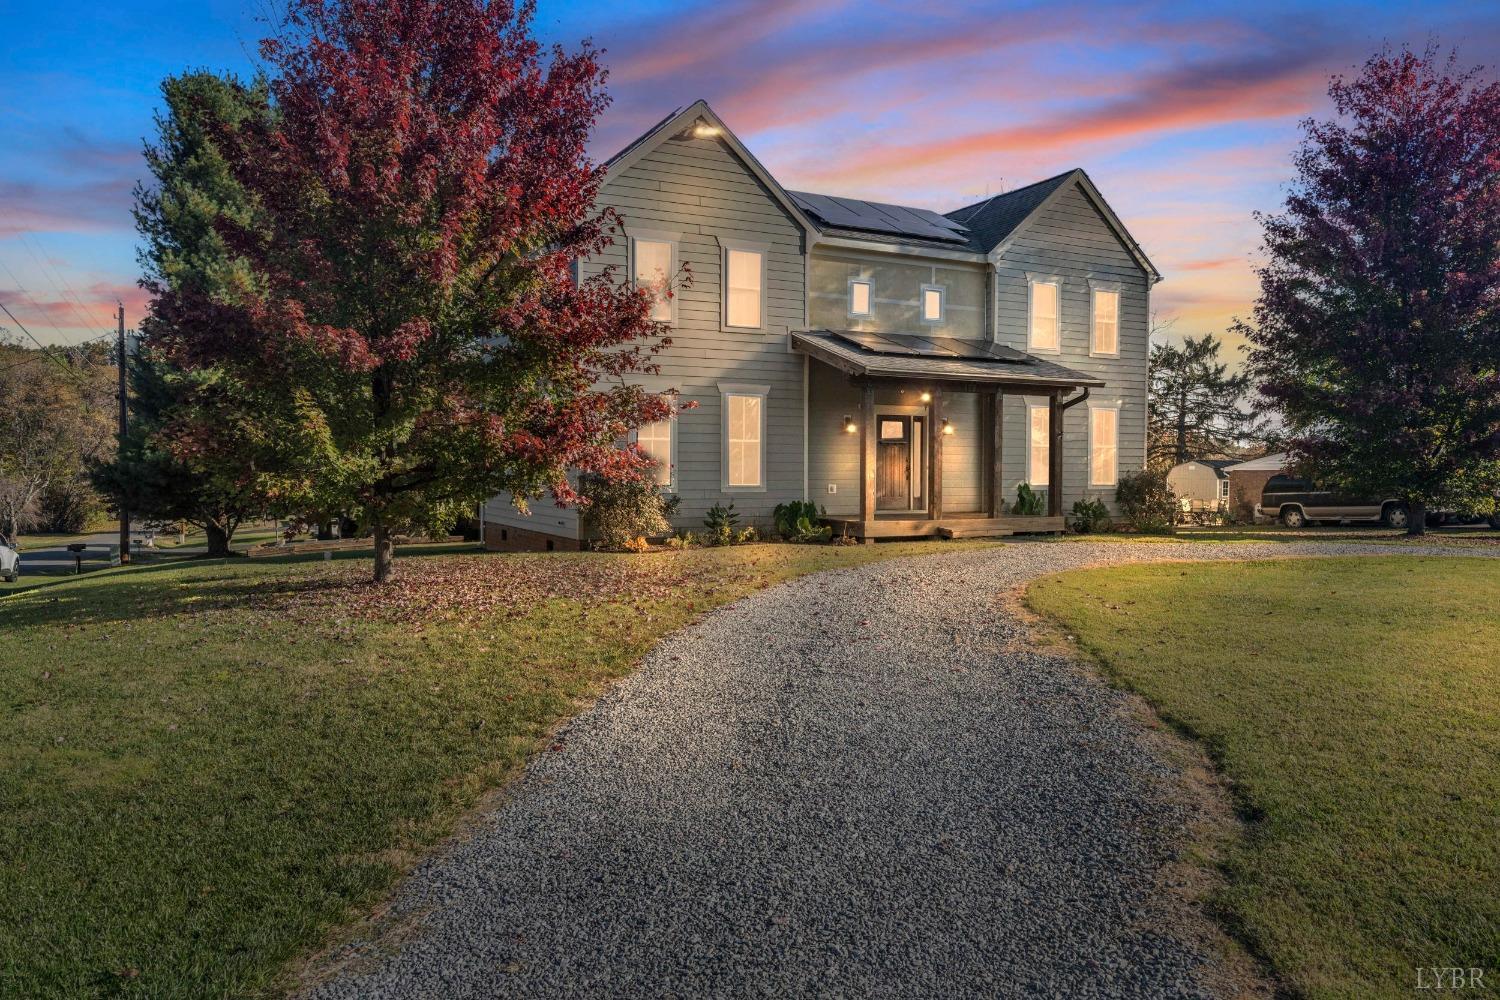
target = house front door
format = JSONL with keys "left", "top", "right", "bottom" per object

{"left": 876, "top": 415, "right": 912, "bottom": 510}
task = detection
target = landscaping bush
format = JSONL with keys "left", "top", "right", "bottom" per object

{"left": 579, "top": 472, "right": 678, "bottom": 550}
{"left": 1115, "top": 469, "right": 1177, "bottom": 533}
{"left": 1069, "top": 497, "right": 1112, "bottom": 534}
{"left": 773, "top": 500, "right": 831, "bottom": 543}
{"left": 1013, "top": 482, "right": 1045, "bottom": 516}
{"left": 703, "top": 501, "right": 740, "bottom": 546}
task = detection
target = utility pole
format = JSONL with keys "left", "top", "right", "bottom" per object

{"left": 117, "top": 304, "right": 130, "bottom": 565}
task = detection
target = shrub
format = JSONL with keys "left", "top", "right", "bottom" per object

{"left": 1069, "top": 497, "right": 1112, "bottom": 534}
{"left": 579, "top": 472, "right": 676, "bottom": 550}
{"left": 703, "top": 502, "right": 740, "bottom": 546}
{"left": 621, "top": 535, "right": 651, "bottom": 553}
{"left": 772, "top": 499, "right": 831, "bottom": 543}
{"left": 1115, "top": 469, "right": 1177, "bottom": 533}
{"left": 1013, "top": 482, "right": 1046, "bottom": 516}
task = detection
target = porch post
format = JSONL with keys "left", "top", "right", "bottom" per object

{"left": 1048, "top": 389, "right": 1064, "bottom": 518}
{"left": 859, "top": 383, "right": 876, "bottom": 535}
{"left": 928, "top": 387, "right": 944, "bottom": 520}
{"left": 989, "top": 388, "right": 1005, "bottom": 517}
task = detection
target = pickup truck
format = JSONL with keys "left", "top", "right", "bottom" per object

{"left": 1259, "top": 476, "right": 1500, "bottom": 529}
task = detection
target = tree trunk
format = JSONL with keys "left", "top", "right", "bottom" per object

{"left": 205, "top": 522, "right": 232, "bottom": 558}
{"left": 372, "top": 518, "right": 395, "bottom": 583}
{"left": 1407, "top": 500, "right": 1426, "bottom": 537}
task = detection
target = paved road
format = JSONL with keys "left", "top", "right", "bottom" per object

{"left": 305, "top": 540, "right": 1490, "bottom": 999}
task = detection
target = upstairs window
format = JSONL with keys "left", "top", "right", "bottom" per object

{"left": 1089, "top": 406, "right": 1119, "bottom": 487}
{"left": 725, "top": 247, "right": 764, "bottom": 329}
{"left": 1028, "top": 403, "right": 1050, "bottom": 487}
{"left": 849, "top": 279, "right": 872, "bottom": 317}
{"left": 1029, "top": 277, "right": 1060, "bottom": 352}
{"left": 921, "top": 284, "right": 945, "bottom": 324}
{"left": 1091, "top": 284, "right": 1120, "bottom": 356}
{"left": 632, "top": 238, "right": 675, "bottom": 323}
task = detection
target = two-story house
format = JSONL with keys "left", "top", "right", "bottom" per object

{"left": 482, "top": 101, "right": 1160, "bottom": 550}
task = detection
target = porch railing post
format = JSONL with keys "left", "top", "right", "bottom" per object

{"left": 860, "top": 383, "right": 877, "bottom": 529}
{"left": 989, "top": 388, "right": 1005, "bottom": 517}
{"left": 1048, "top": 389, "right": 1064, "bottom": 518}
{"left": 929, "top": 387, "right": 944, "bottom": 520}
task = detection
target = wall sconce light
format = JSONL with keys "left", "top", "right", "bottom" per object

{"left": 919, "top": 390, "right": 932, "bottom": 403}
{"left": 843, "top": 415, "right": 857, "bottom": 434}
{"left": 691, "top": 122, "right": 720, "bottom": 138}
{"left": 941, "top": 418, "right": 955, "bottom": 436}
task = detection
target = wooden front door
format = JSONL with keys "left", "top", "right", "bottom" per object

{"left": 876, "top": 416, "right": 912, "bottom": 510}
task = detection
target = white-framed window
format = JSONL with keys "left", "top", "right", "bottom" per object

{"left": 848, "top": 278, "right": 872, "bottom": 317}
{"left": 723, "top": 244, "right": 765, "bottom": 329}
{"left": 1027, "top": 402, "right": 1050, "bottom": 487}
{"left": 1089, "top": 404, "right": 1120, "bottom": 487}
{"left": 1028, "top": 276, "right": 1061, "bottom": 353}
{"left": 719, "top": 382, "right": 768, "bottom": 489}
{"left": 1219, "top": 477, "right": 1231, "bottom": 500}
{"left": 631, "top": 235, "right": 676, "bottom": 324}
{"left": 634, "top": 405, "right": 674, "bottom": 487}
{"left": 1090, "top": 282, "right": 1120, "bottom": 357}
{"left": 921, "top": 284, "right": 945, "bottom": 324}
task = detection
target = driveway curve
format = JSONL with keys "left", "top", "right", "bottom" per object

{"left": 306, "top": 540, "right": 1489, "bottom": 1000}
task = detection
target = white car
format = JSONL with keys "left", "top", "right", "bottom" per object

{"left": 0, "top": 541, "right": 18, "bottom": 583}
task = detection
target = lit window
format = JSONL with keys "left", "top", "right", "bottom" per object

{"left": 921, "top": 284, "right": 944, "bottom": 323}
{"left": 633, "top": 238, "right": 674, "bottom": 323}
{"left": 1090, "top": 407, "right": 1119, "bottom": 487}
{"left": 1028, "top": 404, "right": 1049, "bottom": 487}
{"left": 724, "top": 392, "right": 764, "bottom": 487}
{"left": 635, "top": 413, "right": 672, "bottom": 487}
{"left": 1029, "top": 278, "right": 1060, "bottom": 352}
{"left": 1092, "top": 286, "right": 1119, "bottom": 355}
{"left": 849, "top": 279, "right": 872, "bottom": 317}
{"left": 725, "top": 248, "right": 763, "bottom": 328}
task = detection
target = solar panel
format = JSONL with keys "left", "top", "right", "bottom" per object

{"left": 829, "top": 331, "right": 1033, "bottom": 364}
{"left": 789, "top": 191, "right": 971, "bottom": 244}
{"left": 831, "top": 330, "right": 921, "bottom": 355}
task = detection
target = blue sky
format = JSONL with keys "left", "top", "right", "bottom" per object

{"left": 3, "top": 0, "right": 1497, "bottom": 354}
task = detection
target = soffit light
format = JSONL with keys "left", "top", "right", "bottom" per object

{"left": 843, "top": 415, "right": 857, "bottom": 434}
{"left": 691, "top": 121, "right": 720, "bottom": 138}
{"left": 919, "top": 390, "right": 932, "bottom": 403}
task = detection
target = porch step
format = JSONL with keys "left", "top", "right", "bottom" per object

{"left": 936, "top": 524, "right": 1014, "bottom": 539}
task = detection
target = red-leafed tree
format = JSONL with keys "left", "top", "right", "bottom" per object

{"left": 1241, "top": 46, "right": 1500, "bottom": 534}
{"left": 155, "top": 0, "right": 672, "bottom": 580}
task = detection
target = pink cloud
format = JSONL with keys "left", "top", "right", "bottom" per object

{"left": 0, "top": 178, "right": 135, "bottom": 236}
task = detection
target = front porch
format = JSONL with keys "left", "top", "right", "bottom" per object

{"left": 792, "top": 330, "right": 1103, "bottom": 543}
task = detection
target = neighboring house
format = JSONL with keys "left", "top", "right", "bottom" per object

{"left": 1222, "top": 453, "right": 1288, "bottom": 523}
{"left": 482, "top": 101, "right": 1161, "bottom": 550}
{"left": 1166, "top": 459, "right": 1235, "bottom": 512}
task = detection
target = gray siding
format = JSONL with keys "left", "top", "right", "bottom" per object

{"left": 809, "top": 250, "right": 986, "bottom": 338}
{"left": 993, "top": 181, "right": 1150, "bottom": 513}
{"left": 487, "top": 129, "right": 808, "bottom": 536}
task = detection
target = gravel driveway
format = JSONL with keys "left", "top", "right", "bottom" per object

{"left": 305, "top": 540, "right": 1487, "bottom": 1000}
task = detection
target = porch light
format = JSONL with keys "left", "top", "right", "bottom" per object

{"left": 919, "top": 391, "right": 932, "bottom": 403}
{"left": 692, "top": 122, "right": 720, "bottom": 138}
{"left": 941, "top": 418, "right": 955, "bottom": 436}
{"left": 843, "top": 415, "right": 857, "bottom": 434}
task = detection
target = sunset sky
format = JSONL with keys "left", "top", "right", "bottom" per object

{"left": 3, "top": 0, "right": 1498, "bottom": 361}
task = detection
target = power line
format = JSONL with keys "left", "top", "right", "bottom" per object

{"left": 0, "top": 257, "right": 115, "bottom": 347}
{"left": 0, "top": 299, "right": 96, "bottom": 388}
{"left": 18, "top": 232, "right": 120, "bottom": 337}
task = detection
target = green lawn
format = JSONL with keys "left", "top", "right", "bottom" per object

{"left": 1028, "top": 556, "right": 1500, "bottom": 999}
{"left": 1, "top": 540, "right": 988, "bottom": 998}
{"left": 1050, "top": 525, "right": 1500, "bottom": 546}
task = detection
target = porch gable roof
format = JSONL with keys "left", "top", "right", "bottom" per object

{"left": 791, "top": 329, "right": 1105, "bottom": 389}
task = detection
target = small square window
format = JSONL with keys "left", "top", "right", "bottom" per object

{"left": 849, "top": 279, "right": 872, "bottom": 317}
{"left": 921, "top": 284, "right": 944, "bottom": 324}
{"left": 879, "top": 419, "right": 906, "bottom": 441}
